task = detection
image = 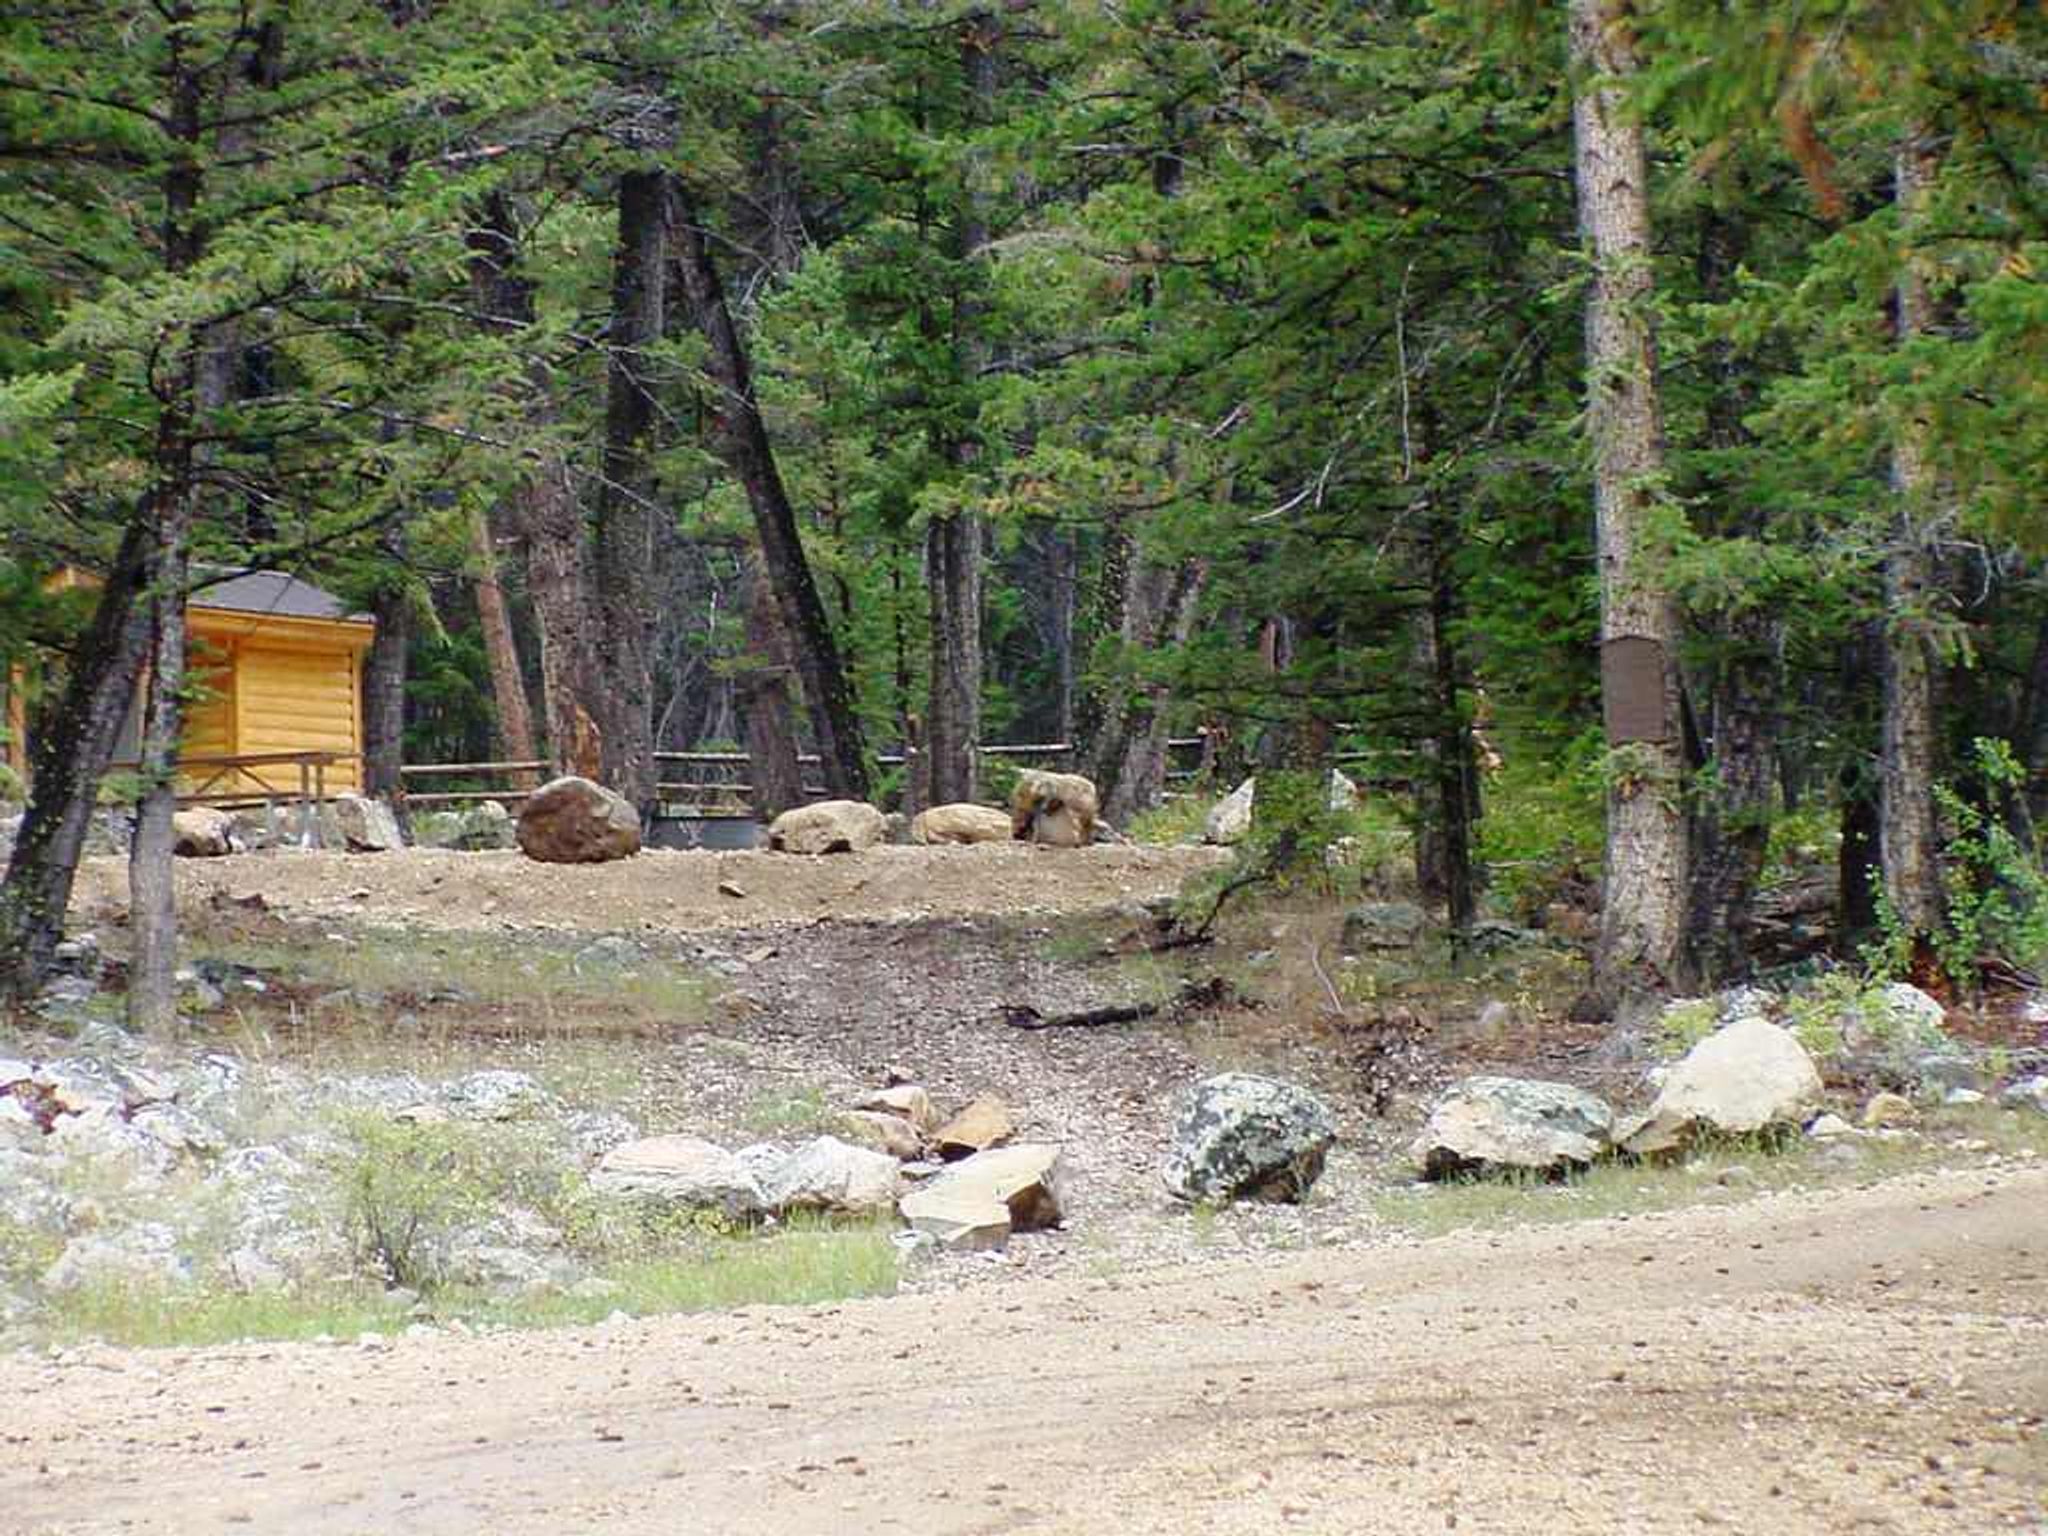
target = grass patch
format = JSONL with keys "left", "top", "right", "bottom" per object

{"left": 738, "top": 1084, "right": 834, "bottom": 1137}
{"left": 1128, "top": 795, "right": 1215, "bottom": 846}
{"left": 39, "top": 1221, "right": 899, "bottom": 1349}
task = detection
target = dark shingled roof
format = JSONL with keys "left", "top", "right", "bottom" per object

{"left": 190, "top": 568, "right": 369, "bottom": 624}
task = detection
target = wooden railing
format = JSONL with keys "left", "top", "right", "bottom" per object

{"left": 165, "top": 749, "right": 355, "bottom": 809}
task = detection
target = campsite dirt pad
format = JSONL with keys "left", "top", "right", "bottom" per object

{"left": 6, "top": 1165, "right": 2043, "bottom": 1535}
{"left": 68, "top": 843, "right": 1232, "bottom": 933}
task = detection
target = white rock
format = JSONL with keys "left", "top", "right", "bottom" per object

{"left": 760, "top": 1136, "right": 900, "bottom": 1215}
{"left": 1621, "top": 1018, "right": 1823, "bottom": 1155}
{"left": 767, "top": 800, "right": 886, "bottom": 856}
{"left": 591, "top": 1136, "right": 765, "bottom": 1220}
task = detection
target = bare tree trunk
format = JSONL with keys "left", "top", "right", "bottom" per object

{"left": 1571, "top": 0, "right": 1690, "bottom": 1011}
{"left": 467, "top": 193, "right": 601, "bottom": 779}
{"left": 668, "top": 179, "right": 870, "bottom": 801}
{"left": 924, "top": 514, "right": 983, "bottom": 804}
{"left": 0, "top": 522, "right": 152, "bottom": 1004}
{"left": 1684, "top": 205, "right": 1775, "bottom": 983}
{"left": 1880, "top": 128, "right": 1946, "bottom": 946}
{"left": 469, "top": 501, "right": 537, "bottom": 776}
{"left": 1419, "top": 501, "right": 1478, "bottom": 944}
{"left": 1095, "top": 558, "right": 1206, "bottom": 829}
{"left": 130, "top": 10, "right": 205, "bottom": 1032}
{"left": 740, "top": 555, "right": 805, "bottom": 822}
{"left": 595, "top": 169, "right": 666, "bottom": 814}
{"left": 362, "top": 521, "right": 411, "bottom": 831}
{"left": 924, "top": 11, "right": 998, "bottom": 808}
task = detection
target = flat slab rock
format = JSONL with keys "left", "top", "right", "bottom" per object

{"left": 1412, "top": 1076, "right": 1614, "bottom": 1179}
{"left": 591, "top": 1136, "right": 764, "bottom": 1220}
{"left": 1162, "top": 1073, "right": 1337, "bottom": 1205}
{"left": 900, "top": 1144, "right": 1066, "bottom": 1252}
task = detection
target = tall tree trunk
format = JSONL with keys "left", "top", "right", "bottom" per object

{"left": 361, "top": 523, "right": 411, "bottom": 826}
{"left": 668, "top": 179, "right": 870, "bottom": 801}
{"left": 1684, "top": 205, "right": 1776, "bottom": 983}
{"left": 467, "top": 193, "right": 601, "bottom": 779}
{"left": 1094, "top": 557, "right": 1206, "bottom": 829}
{"left": 130, "top": 9, "right": 205, "bottom": 1032}
{"left": 0, "top": 522, "right": 152, "bottom": 1005}
{"left": 924, "top": 514, "right": 982, "bottom": 805}
{"left": 1570, "top": 0, "right": 1690, "bottom": 1011}
{"left": 595, "top": 169, "right": 666, "bottom": 814}
{"left": 740, "top": 554, "right": 805, "bottom": 821}
{"left": 1417, "top": 499, "right": 1478, "bottom": 944}
{"left": 469, "top": 501, "right": 538, "bottom": 776}
{"left": 924, "top": 12, "right": 998, "bottom": 808}
{"left": 1880, "top": 128, "right": 1946, "bottom": 947}
{"left": 2020, "top": 607, "right": 2048, "bottom": 826}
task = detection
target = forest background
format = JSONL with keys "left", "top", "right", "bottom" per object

{"left": 2, "top": 0, "right": 2045, "bottom": 1026}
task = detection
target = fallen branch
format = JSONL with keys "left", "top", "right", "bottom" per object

{"left": 1001, "top": 976, "right": 1240, "bottom": 1031}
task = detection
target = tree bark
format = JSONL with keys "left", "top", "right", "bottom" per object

{"left": 1570, "top": 0, "right": 1691, "bottom": 1011}
{"left": 1683, "top": 204, "right": 1776, "bottom": 983}
{"left": 594, "top": 168, "right": 666, "bottom": 814}
{"left": 924, "top": 12, "right": 999, "bottom": 808}
{"left": 467, "top": 193, "right": 601, "bottom": 779}
{"left": 667, "top": 179, "right": 870, "bottom": 801}
{"left": 740, "top": 554, "right": 805, "bottom": 821}
{"left": 469, "top": 501, "right": 538, "bottom": 776}
{"left": 1092, "top": 556, "right": 1206, "bottom": 829}
{"left": 362, "top": 522, "right": 411, "bottom": 823}
{"left": 1419, "top": 502, "right": 1478, "bottom": 943}
{"left": 0, "top": 522, "right": 152, "bottom": 1005}
{"left": 129, "top": 7, "right": 205, "bottom": 1032}
{"left": 1880, "top": 128, "right": 1946, "bottom": 945}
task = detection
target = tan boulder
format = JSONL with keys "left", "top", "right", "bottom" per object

{"left": 857, "top": 1084, "right": 937, "bottom": 1133}
{"left": 899, "top": 1144, "right": 1066, "bottom": 1251}
{"left": 1620, "top": 1018, "right": 1823, "bottom": 1156}
{"left": 171, "top": 807, "right": 235, "bottom": 858}
{"left": 1010, "top": 770, "right": 1099, "bottom": 848}
{"left": 768, "top": 799, "right": 886, "bottom": 855}
{"left": 910, "top": 803, "right": 1013, "bottom": 846}
{"left": 516, "top": 776, "right": 641, "bottom": 864}
{"left": 836, "top": 1110, "right": 926, "bottom": 1160}
{"left": 933, "top": 1093, "right": 1014, "bottom": 1160}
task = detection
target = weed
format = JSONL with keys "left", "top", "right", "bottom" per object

{"left": 1128, "top": 795, "right": 1214, "bottom": 846}
{"left": 738, "top": 1085, "right": 834, "bottom": 1138}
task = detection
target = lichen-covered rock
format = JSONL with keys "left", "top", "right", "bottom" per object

{"left": 768, "top": 800, "right": 887, "bottom": 856}
{"left": 42, "top": 1224, "right": 190, "bottom": 1294}
{"left": 412, "top": 800, "right": 517, "bottom": 851}
{"left": 1162, "top": 1073, "right": 1337, "bottom": 1205}
{"left": 1010, "top": 771, "right": 1099, "bottom": 848}
{"left": 1411, "top": 1077, "right": 1614, "bottom": 1179}
{"left": 516, "top": 776, "right": 641, "bottom": 864}
{"left": 591, "top": 1135, "right": 765, "bottom": 1220}
{"left": 910, "top": 803, "right": 1013, "bottom": 846}
{"left": 441, "top": 1069, "right": 550, "bottom": 1122}
{"left": 1620, "top": 1017, "right": 1823, "bottom": 1156}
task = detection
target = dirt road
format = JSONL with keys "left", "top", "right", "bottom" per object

{"left": 7, "top": 1165, "right": 2044, "bottom": 1535}
{"left": 69, "top": 844, "right": 1228, "bottom": 936}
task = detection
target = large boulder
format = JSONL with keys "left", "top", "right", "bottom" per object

{"left": 910, "top": 803, "right": 1013, "bottom": 846}
{"left": 591, "top": 1135, "right": 765, "bottom": 1220}
{"left": 1010, "top": 770, "right": 1099, "bottom": 848}
{"left": 1621, "top": 1017, "right": 1823, "bottom": 1156}
{"left": 760, "top": 1136, "right": 901, "bottom": 1215}
{"left": 1162, "top": 1073, "right": 1337, "bottom": 1205}
{"left": 768, "top": 800, "right": 886, "bottom": 856}
{"left": 172, "top": 807, "right": 235, "bottom": 858}
{"left": 516, "top": 776, "right": 641, "bottom": 864}
{"left": 328, "top": 794, "right": 404, "bottom": 852}
{"left": 899, "top": 1144, "right": 1066, "bottom": 1252}
{"left": 1411, "top": 1077, "right": 1614, "bottom": 1179}
{"left": 1837, "top": 982, "right": 1963, "bottom": 1089}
